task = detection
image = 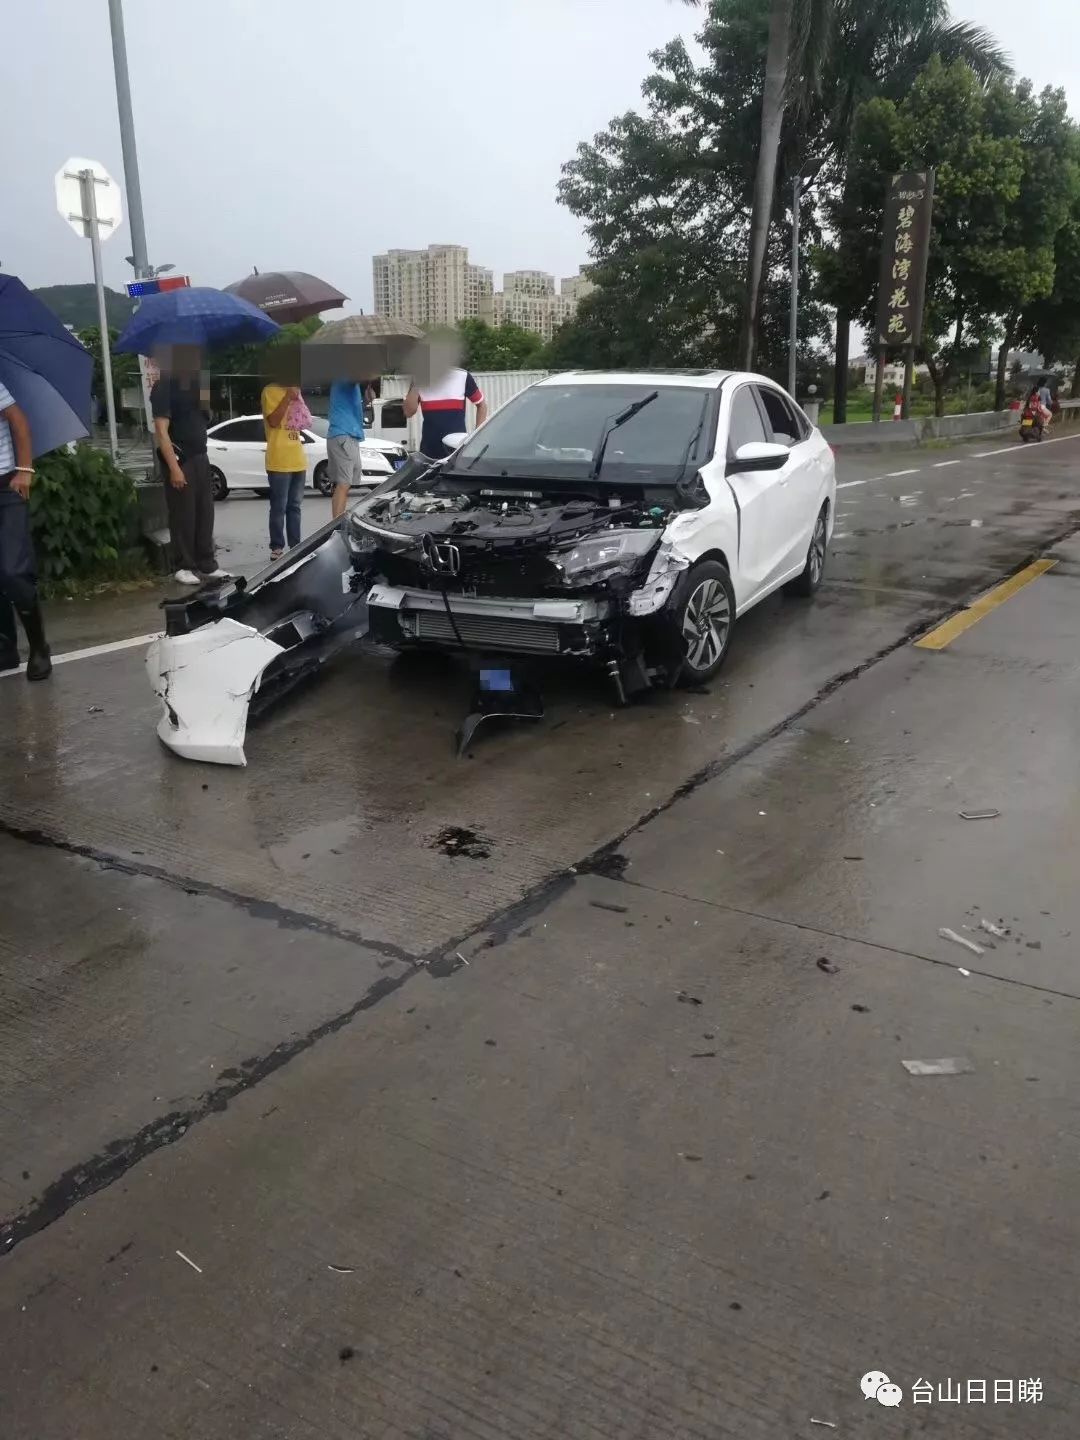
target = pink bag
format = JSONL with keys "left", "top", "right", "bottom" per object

{"left": 284, "top": 394, "right": 312, "bottom": 431}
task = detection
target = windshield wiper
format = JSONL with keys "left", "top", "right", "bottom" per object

{"left": 589, "top": 391, "right": 659, "bottom": 481}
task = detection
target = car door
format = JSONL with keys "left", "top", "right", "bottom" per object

{"left": 207, "top": 418, "right": 267, "bottom": 489}
{"left": 753, "top": 386, "right": 821, "bottom": 576}
{"left": 721, "top": 384, "right": 791, "bottom": 606}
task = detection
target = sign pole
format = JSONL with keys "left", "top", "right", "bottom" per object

{"left": 81, "top": 169, "right": 119, "bottom": 460}
{"left": 901, "top": 345, "right": 915, "bottom": 420}
{"left": 872, "top": 346, "right": 886, "bottom": 424}
{"left": 788, "top": 173, "right": 800, "bottom": 399}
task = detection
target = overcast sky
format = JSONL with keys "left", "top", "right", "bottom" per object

{"left": 5, "top": 0, "right": 1076, "bottom": 311}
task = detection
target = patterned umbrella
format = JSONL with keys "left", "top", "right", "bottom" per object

{"left": 114, "top": 287, "right": 280, "bottom": 356}
{"left": 224, "top": 269, "right": 347, "bottom": 324}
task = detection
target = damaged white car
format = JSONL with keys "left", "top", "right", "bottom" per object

{"left": 148, "top": 371, "right": 834, "bottom": 765}
{"left": 357, "top": 371, "right": 835, "bottom": 699}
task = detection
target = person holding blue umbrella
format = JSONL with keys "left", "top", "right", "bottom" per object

{"left": 116, "top": 287, "right": 279, "bottom": 583}
{"left": 0, "top": 273, "right": 94, "bottom": 680}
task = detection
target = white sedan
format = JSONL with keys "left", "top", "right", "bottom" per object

{"left": 360, "top": 369, "right": 837, "bottom": 687}
{"left": 204, "top": 415, "right": 409, "bottom": 501}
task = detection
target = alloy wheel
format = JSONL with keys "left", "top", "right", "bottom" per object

{"left": 682, "top": 578, "right": 731, "bottom": 670}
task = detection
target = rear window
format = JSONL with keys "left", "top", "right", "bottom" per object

{"left": 449, "top": 384, "right": 711, "bottom": 482}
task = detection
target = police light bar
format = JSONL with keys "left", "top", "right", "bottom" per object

{"left": 126, "top": 275, "right": 191, "bottom": 297}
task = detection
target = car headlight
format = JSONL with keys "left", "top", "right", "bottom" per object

{"left": 550, "top": 528, "right": 661, "bottom": 585}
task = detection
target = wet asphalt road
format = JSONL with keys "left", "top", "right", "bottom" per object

{"left": 2, "top": 424, "right": 1080, "bottom": 1436}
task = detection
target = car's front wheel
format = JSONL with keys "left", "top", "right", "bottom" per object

{"left": 787, "top": 503, "right": 828, "bottom": 597}
{"left": 209, "top": 467, "right": 229, "bottom": 502}
{"left": 673, "top": 560, "right": 736, "bottom": 686}
{"left": 314, "top": 462, "right": 334, "bottom": 497}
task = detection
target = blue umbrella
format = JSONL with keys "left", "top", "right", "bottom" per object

{"left": 0, "top": 273, "right": 93, "bottom": 457}
{"left": 114, "top": 286, "right": 281, "bottom": 356}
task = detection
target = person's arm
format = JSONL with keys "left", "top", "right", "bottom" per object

{"left": 403, "top": 386, "right": 420, "bottom": 419}
{"left": 2, "top": 400, "right": 34, "bottom": 499}
{"left": 466, "top": 373, "right": 488, "bottom": 428}
{"left": 154, "top": 417, "right": 186, "bottom": 489}
{"left": 264, "top": 386, "right": 298, "bottom": 429}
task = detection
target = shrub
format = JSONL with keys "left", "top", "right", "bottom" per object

{"left": 28, "top": 444, "right": 138, "bottom": 584}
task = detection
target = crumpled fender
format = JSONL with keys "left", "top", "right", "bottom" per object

{"left": 146, "top": 618, "right": 285, "bottom": 767}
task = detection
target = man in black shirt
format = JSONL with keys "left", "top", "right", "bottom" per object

{"left": 150, "top": 346, "right": 228, "bottom": 584}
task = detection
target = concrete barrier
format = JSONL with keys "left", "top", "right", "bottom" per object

{"left": 822, "top": 399, "right": 1080, "bottom": 450}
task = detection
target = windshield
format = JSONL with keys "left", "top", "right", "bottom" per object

{"left": 306, "top": 415, "right": 329, "bottom": 438}
{"left": 448, "top": 383, "right": 711, "bottom": 482}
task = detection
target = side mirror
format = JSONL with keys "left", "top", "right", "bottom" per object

{"left": 442, "top": 432, "right": 469, "bottom": 452}
{"left": 727, "top": 441, "right": 789, "bottom": 473}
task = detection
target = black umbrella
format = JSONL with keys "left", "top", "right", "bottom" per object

{"left": 223, "top": 269, "right": 347, "bottom": 323}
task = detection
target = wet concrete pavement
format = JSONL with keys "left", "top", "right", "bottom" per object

{"left": 2, "top": 428, "right": 1080, "bottom": 1435}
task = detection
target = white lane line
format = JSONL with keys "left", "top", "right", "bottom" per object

{"left": 0, "top": 631, "right": 159, "bottom": 679}
{"left": 971, "top": 432, "right": 1080, "bottom": 459}
{"left": 837, "top": 479, "right": 867, "bottom": 489}
{"left": 934, "top": 460, "right": 962, "bottom": 468}
{"left": 886, "top": 468, "right": 920, "bottom": 478}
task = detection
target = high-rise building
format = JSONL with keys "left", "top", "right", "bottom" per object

{"left": 373, "top": 249, "right": 593, "bottom": 339}
{"left": 373, "top": 245, "right": 492, "bottom": 329}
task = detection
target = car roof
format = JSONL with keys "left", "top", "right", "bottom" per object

{"left": 537, "top": 370, "right": 734, "bottom": 391}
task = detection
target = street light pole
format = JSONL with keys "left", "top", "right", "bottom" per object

{"left": 788, "top": 173, "right": 800, "bottom": 399}
{"left": 107, "top": 0, "right": 148, "bottom": 279}
{"left": 81, "top": 170, "right": 119, "bottom": 460}
{"left": 108, "top": 0, "right": 157, "bottom": 438}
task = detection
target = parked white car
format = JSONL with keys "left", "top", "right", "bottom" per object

{"left": 204, "top": 415, "right": 409, "bottom": 501}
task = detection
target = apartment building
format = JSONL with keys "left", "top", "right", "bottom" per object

{"left": 373, "top": 248, "right": 594, "bottom": 339}
{"left": 372, "top": 245, "right": 493, "bottom": 329}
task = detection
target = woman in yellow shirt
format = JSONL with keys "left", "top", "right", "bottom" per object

{"left": 261, "top": 383, "right": 307, "bottom": 558}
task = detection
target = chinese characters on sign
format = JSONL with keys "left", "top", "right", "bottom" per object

{"left": 875, "top": 169, "right": 935, "bottom": 349}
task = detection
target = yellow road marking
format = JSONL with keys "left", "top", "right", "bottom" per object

{"left": 915, "top": 559, "right": 1058, "bottom": 651}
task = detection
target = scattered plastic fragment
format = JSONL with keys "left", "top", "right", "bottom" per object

{"left": 810, "top": 1422, "right": 837, "bottom": 1430}
{"left": 589, "top": 900, "right": 629, "bottom": 914}
{"left": 328, "top": 1265, "right": 355, "bottom": 1274}
{"left": 959, "top": 808, "right": 1000, "bottom": 821}
{"left": 175, "top": 1250, "right": 203, "bottom": 1274}
{"left": 958, "top": 968, "right": 971, "bottom": 977}
{"left": 677, "top": 990, "right": 703, "bottom": 1006}
{"left": 979, "top": 918, "right": 1007, "bottom": 938}
{"left": 681, "top": 715, "right": 701, "bottom": 726}
{"left": 456, "top": 951, "right": 470, "bottom": 966}
{"left": 902, "top": 1058, "right": 974, "bottom": 1076}
{"left": 816, "top": 958, "right": 839, "bottom": 974}
{"left": 939, "top": 927, "right": 984, "bottom": 957}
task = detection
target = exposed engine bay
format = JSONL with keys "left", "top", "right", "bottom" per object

{"left": 350, "top": 465, "right": 706, "bottom": 698}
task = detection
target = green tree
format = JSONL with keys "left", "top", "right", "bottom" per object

{"left": 839, "top": 59, "right": 1050, "bottom": 417}
{"left": 457, "top": 318, "right": 547, "bottom": 371}
{"left": 1016, "top": 178, "right": 1080, "bottom": 398}
{"left": 75, "top": 326, "right": 140, "bottom": 413}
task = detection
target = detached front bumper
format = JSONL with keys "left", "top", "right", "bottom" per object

{"left": 366, "top": 584, "right": 615, "bottom": 658}
{"left": 146, "top": 619, "right": 286, "bottom": 767}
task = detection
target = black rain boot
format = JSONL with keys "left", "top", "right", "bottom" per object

{"left": 0, "top": 597, "right": 18, "bottom": 672}
{"left": 17, "top": 603, "right": 52, "bottom": 682}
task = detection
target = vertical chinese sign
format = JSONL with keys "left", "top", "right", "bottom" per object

{"left": 873, "top": 169, "right": 935, "bottom": 419}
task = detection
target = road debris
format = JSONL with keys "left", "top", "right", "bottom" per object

{"left": 959, "top": 808, "right": 1000, "bottom": 821}
{"left": 681, "top": 714, "right": 701, "bottom": 726}
{"left": 327, "top": 1265, "right": 355, "bottom": 1274}
{"left": 589, "top": 900, "right": 629, "bottom": 914}
{"left": 809, "top": 1421, "right": 837, "bottom": 1430}
{"left": 175, "top": 1250, "right": 203, "bottom": 1274}
{"left": 456, "top": 951, "right": 470, "bottom": 966}
{"left": 816, "top": 958, "right": 839, "bottom": 974}
{"left": 979, "top": 918, "right": 1008, "bottom": 938}
{"left": 902, "top": 1058, "right": 974, "bottom": 1076}
{"left": 677, "top": 990, "right": 703, "bottom": 1006}
{"left": 958, "top": 968, "right": 971, "bottom": 977}
{"left": 87, "top": 705, "right": 104, "bottom": 714}
{"left": 939, "top": 927, "right": 985, "bottom": 957}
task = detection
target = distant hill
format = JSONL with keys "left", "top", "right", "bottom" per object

{"left": 33, "top": 283, "right": 134, "bottom": 331}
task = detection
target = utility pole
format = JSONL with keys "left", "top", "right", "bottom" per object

{"left": 788, "top": 173, "right": 800, "bottom": 399}
{"left": 108, "top": 0, "right": 155, "bottom": 436}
